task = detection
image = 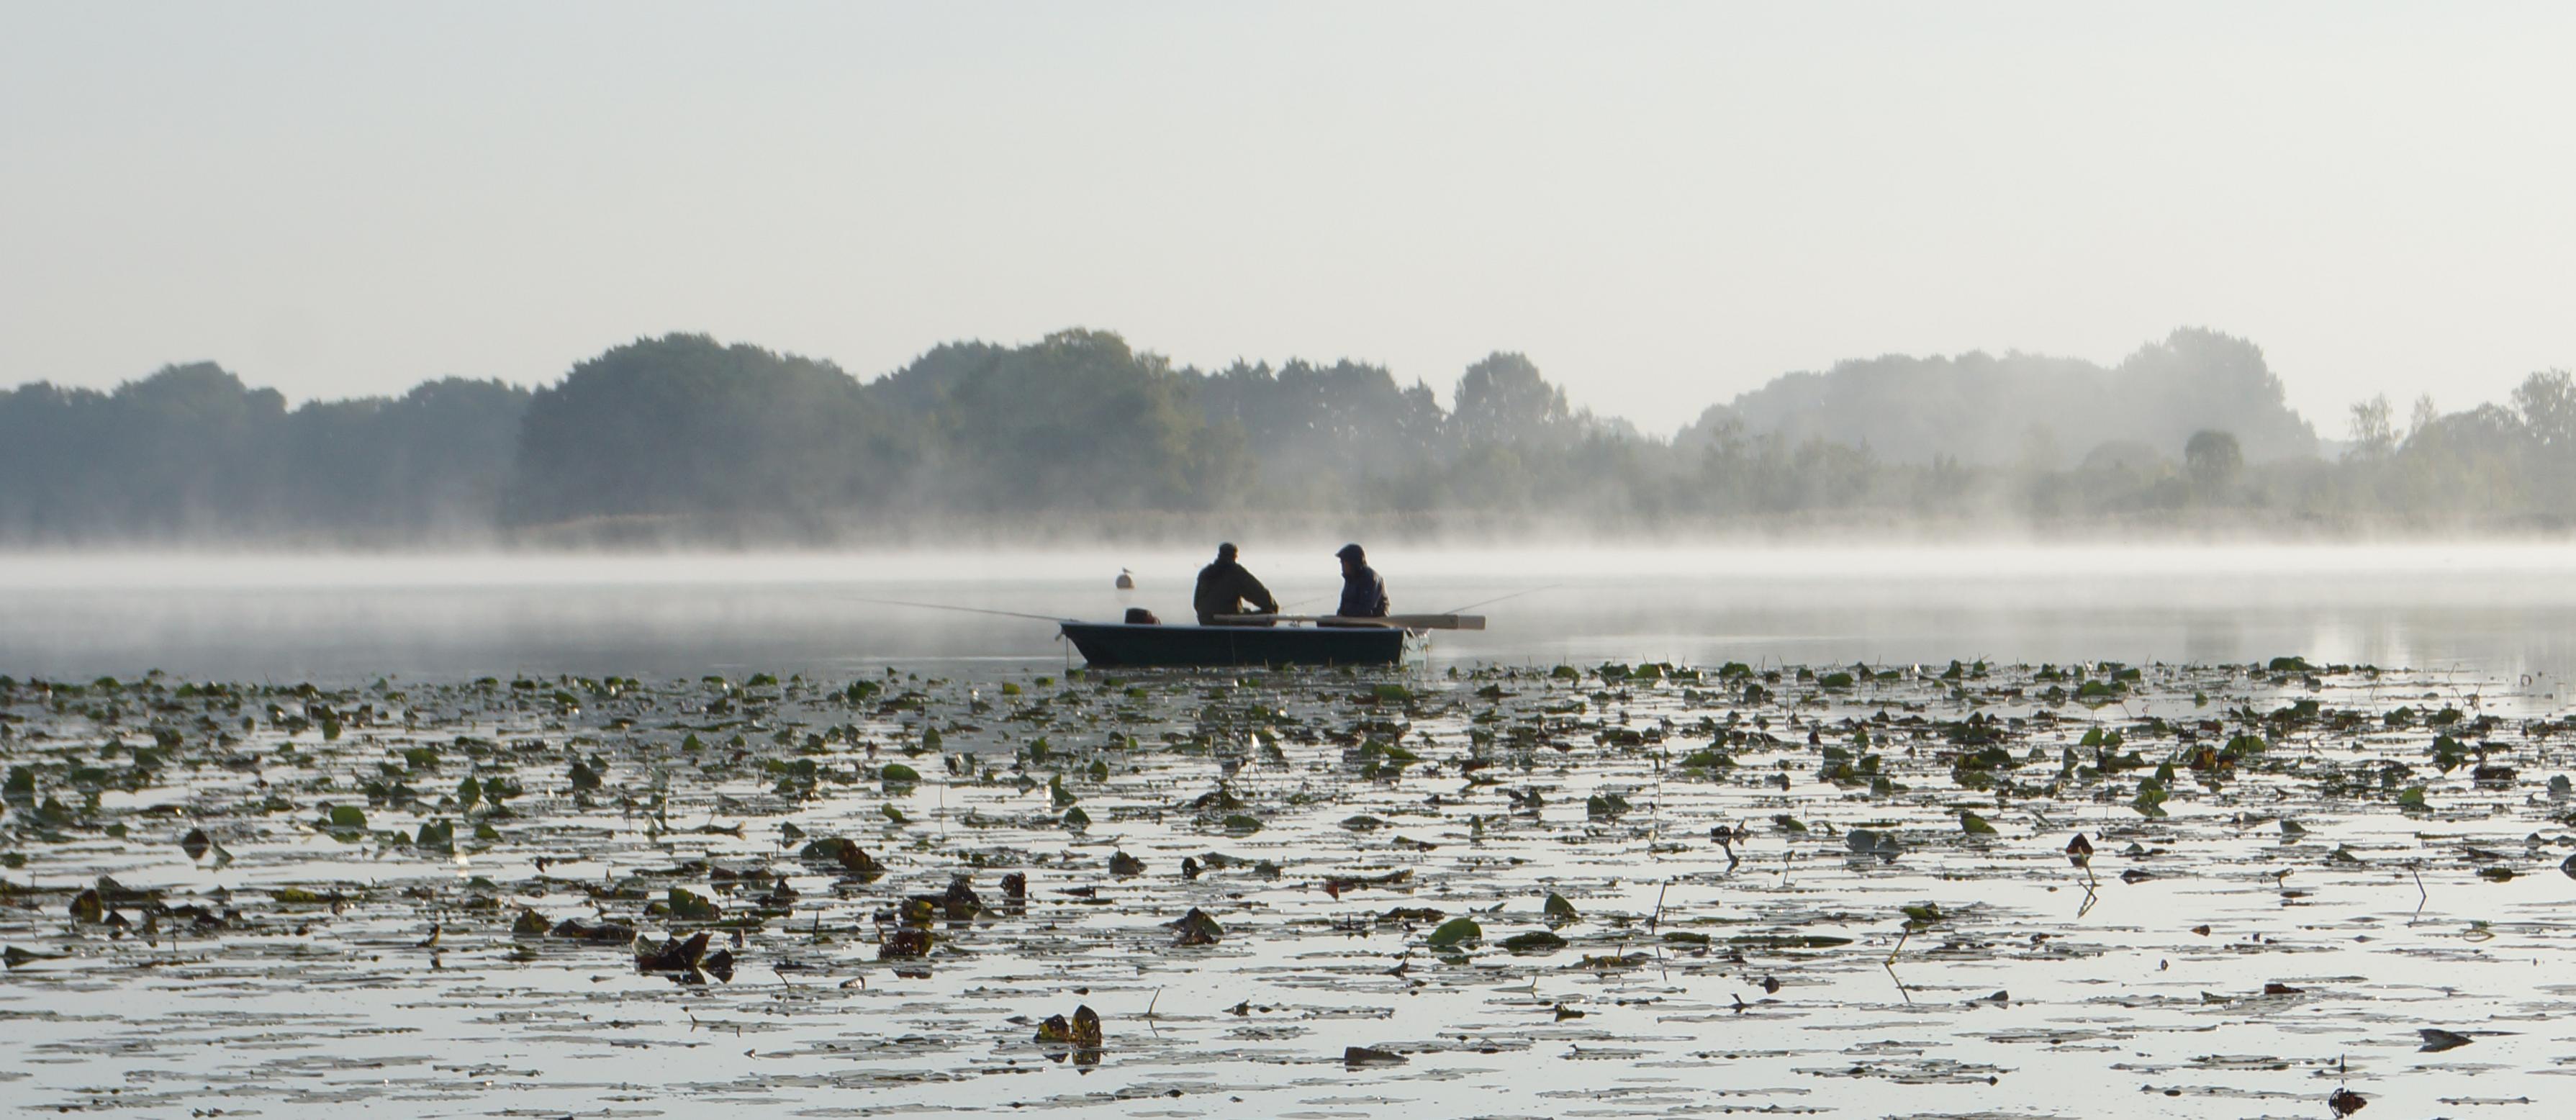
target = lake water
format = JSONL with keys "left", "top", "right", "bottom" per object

{"left": 4, "top": 543, "right": 2573, "bottom": 686}
{"left": 5, "top": 543, "right": 2576, "bottom": 1119}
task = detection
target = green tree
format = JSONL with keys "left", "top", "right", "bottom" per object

{"left": 0, "top": 364, "right": 289, "bottom": 537}
{"left": 1193, "top": 358, "right": 1444, "bottom": 504}
{"left": 871, "top": 329, "right": 1244, "bottom": 511}
{"left": 2512, "top": 369, "right": 2574, "bottom": 451}
{"left": 2392, "top": 405, "right": 2530, "bottom": 514}
{"left": 1454, "top": 352, "right": 1572, "bottom": 446}
{"left": 2510, "top": 369, "right": 2575, "bottom": 515}
{"left": 503, "top": 334, "right": 902, "bottom": 527}
{"left": 284, "top": 378, "right": 530, "bottom": 531}
{"left": 2346, "top": 394, "right": 2394, "bottom": 457}
{"left": 2184, "top": 429, "right": 2242, "bottom": 494}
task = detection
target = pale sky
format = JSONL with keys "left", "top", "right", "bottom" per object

{"left": 3, "top": 1, "right": 2570, "bottom": 435}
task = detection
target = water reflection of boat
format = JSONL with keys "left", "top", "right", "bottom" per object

{"left": 1057, "top": 614, "right": 1478, "bottom": 668}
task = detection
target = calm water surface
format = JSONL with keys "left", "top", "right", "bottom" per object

{"left": 3, "top": 544, "right": 2572, "bottom": 685}
{"left": 6, "top": 543, "right": 2576, "bottom": 1119}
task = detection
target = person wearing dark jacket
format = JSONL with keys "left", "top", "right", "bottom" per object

{"left": 1333, "top": 543, "right": 1389, "bottom": 620}
{"left": 1193, "top": 543, "right": 1279, "bottom": 626}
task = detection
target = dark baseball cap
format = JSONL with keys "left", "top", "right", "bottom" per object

{"left": 1334, "top": 543, "right": 1365, "bottom": 561}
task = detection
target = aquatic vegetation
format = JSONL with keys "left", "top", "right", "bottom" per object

{"left": 0, "top": 660, "right": 2570, "bottom": 1116}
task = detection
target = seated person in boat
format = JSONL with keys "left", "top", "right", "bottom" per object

{"left": 1329, "top": 543, "right": 1389, "bottom": 623}
{"left": 1193, "top": 542, "right": 1279, "bottom": 625}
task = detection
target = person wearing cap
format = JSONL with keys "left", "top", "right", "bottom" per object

{"left": 1193, "top": 542, "right": 1279, "bottom": 626}
{"left": 1332, "top": 543, "right": 1389, "bottom": 620}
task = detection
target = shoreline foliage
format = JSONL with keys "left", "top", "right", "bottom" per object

{"left": 2, "top": 329, "right": 2569, "bottom": 542}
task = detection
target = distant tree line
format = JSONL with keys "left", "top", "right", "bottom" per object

{"left": 1, "top": 328, "right": 2570, "bottom": 541}
{"left": 0, "top": 367, "right": 528, "bottom": 539}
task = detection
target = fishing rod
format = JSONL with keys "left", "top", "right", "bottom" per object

{"left": 1215, "top": 583, "right": 1550, "bottom": 629}
{"left": 1440, "top": 583, "right": 1562, "bottom": 615}
{"left": 833, "top": 595, "right": 1069, "bottom": 623}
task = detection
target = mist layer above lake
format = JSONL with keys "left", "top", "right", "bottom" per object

{"left": 2, "top": 543, "right": 2571, "bottom": 685}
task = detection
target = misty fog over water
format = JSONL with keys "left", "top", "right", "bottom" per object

{"left": 4, "top": 543, "right": 2570, "bottom": 685}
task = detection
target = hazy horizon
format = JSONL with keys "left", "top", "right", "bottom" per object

{"left": 6, "top": 2, "right": 2572, "bottom": 430}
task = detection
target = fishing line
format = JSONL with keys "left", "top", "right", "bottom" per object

{"left": 833, "top": 595, "right": 1068, "bottom": 623}
{"left": 1439, "top": 583, "right": 1562, "bottom": 615}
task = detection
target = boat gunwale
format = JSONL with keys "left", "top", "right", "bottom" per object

{"left": 1057, "top": 620, "right": 1414, "bottom": 668}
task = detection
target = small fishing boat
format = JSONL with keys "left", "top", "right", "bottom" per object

{"left": 843, "top": 593, "right": 1499, "bottom": 669}
{"left": 1057, "top": 614, "right": 1483, "bottom": 669}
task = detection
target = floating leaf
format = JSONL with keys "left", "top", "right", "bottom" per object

{"left": 1345, "top": 1046, "right": 1407, "bottom": 1067}
{"left": 1730, "top": 933, "right": 1854, "bottom": 949}
{"left": 1169, "top": 907, "right": 1224, "bottom": 946}
{"left": 415, "top": 819, "right": 454, "bottom": 852}
{"left": 4, "top": 945, "right": 63, "bottom": 970}
{"left": 800, "top": 837, "right": 885, "bottom": 880}
{"left": 1848, "top": 828, "right": 1902, "bottom": 857}
{"left": 636, "top": 930, "right": 710, "bottom": 972}
{"left": 1425, "top": 917, "right": 1482, "bottom": 949}
{"left": 666, "top": 887, "right": 721, "bottom": 922}
{"left": 1542, "top": 892, "right": 1579, "bottom": 923}
{"left": 2417, "top": 1027, "right": 2473, "bottom": 1052}
{"left": 2130, "top": 778, "right": 2168, "bottom": 818}
{"left": 880, "top": 928, "right": 931, "bottom": 959}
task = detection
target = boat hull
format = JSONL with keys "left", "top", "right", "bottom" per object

{"left": 1059, "top": 622, "right": 1409, "bottom": 667}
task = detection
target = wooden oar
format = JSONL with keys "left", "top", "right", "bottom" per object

{"left": 1211, "top": 613, "right": 1485, "bottom": 631}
